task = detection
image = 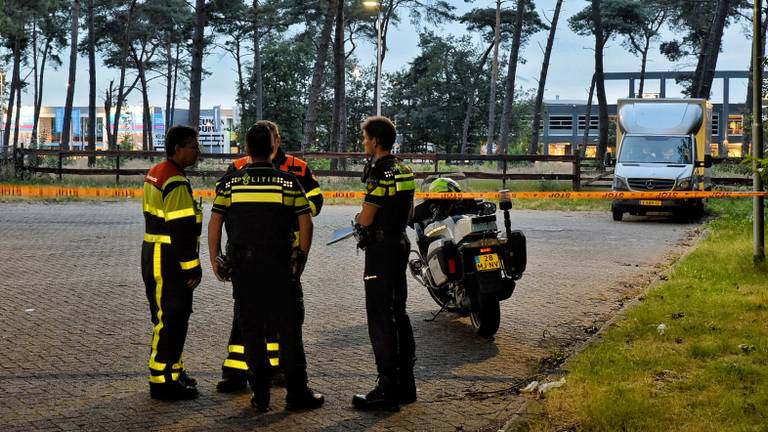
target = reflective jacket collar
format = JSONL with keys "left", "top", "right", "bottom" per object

{"left": 247, "top": 161, "right": 273, "bottom": 169}
{"left": 167, "top": 158, "right": 185, "bottom": 176}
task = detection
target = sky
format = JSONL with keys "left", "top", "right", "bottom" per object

{"left": 26, "top": 0, "right": 755, "bottom": 110}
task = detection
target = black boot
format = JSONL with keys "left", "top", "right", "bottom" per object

{"left": 216, "top": 376, "right": 247, "bottom": 393}
{"left": 150, "top": 381, "right": 199, "bottom": 401}
{"left": 178, "top": 371, "right": 197, "bottom": 388}
{"left": 398, "top": 369, "right": 417, "bottom": 404}
{"left": 250, "top": 385, "right": 271, "bottom": 413}
{"left": 352, "top": 376, "right": 399, "bottom": 412}
{"left": 285, "top": 387, "right": 325, "bottom": 411}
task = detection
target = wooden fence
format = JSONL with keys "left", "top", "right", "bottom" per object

{"left": 8, "top": 147, "right": 754, "bottom": 189}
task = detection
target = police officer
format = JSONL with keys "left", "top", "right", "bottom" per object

{"left": 141, "top": 125, "right": 203, "bottom": 400}
{"left": 352, "top": 116, "right": 417, "bottom": 412}
{"left": 216, "top": 120, "right": 324, "bottom": 392}
{"left": 208, "top": 123, "right": 324, "bottom": 412}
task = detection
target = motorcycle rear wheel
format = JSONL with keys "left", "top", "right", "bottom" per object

{"left": 470, "top": 296, "right": 500, "bottom": 338}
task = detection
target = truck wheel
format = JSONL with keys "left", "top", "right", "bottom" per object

{"left": 612, "top": 209, "right": 623, "bottom": 221}
{"left": 471, "top": 296, "right": 500, "bottom": 339}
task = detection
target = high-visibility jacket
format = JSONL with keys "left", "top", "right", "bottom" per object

{"left": 228, "top": 148, "right": 323, "bottom": 217}
{"left": 143, "top": 159, "right": 203, "bottom": 279}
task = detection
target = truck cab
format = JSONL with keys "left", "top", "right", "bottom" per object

{"left": 610, "top": 98, "right": 712, "bottom": 221}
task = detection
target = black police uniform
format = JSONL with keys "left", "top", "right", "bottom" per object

{"left": 141, "top": 159, "right": 202, "bottom": 399}
{"left": 212, "top": 162, "right": 321, "bottom": 410}
{"left": 218, "top": 148, "right": 324, "bottom": 389}
{"left": 353, "top": 154, "right": 417, "bottom": 410}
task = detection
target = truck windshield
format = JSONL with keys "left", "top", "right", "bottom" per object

{"left": 618, "top": 136, "right": 692, "bottom": 164}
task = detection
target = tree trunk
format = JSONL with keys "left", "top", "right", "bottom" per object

{"left": 32, "top": 20, "right": 39, "bottom": 146}
{"left": 530, "top": 0, "right": 563, "bottom": 155}
{"left": 165, "top": 36, "right": 173, "bottom": 132}
{"left": 62, "top": 0, "right": 81, "bottom": 151}
{"left": 105, "top": 81, "right": 113, "bottom": 147}
{"left": 638, "top": 40, "right": 650, "bottom": 97}
{"left": 331, "top": 0, "right": 346, "bottom": 170}
{"left": 13, "top": 78, "right": 21, "bottom": 148}
{"left": 744, "top": 6, "right": 768, "bottom": 156}
{"left": 461, "top": 41, "right": 494, "bottom": 154}
{"left": 302, "top": 0, "right": 337, "bottom": 152}
{"left": 171, "top": 42, "right": 180, "bottom": 126}
{"left": 234, "top": 38, "right": 246, "bottom": 126}
{"left": 592, "top": 0, "right": 609, "bottom": 166}
{"left": 498, "top": 0, "right": 527, "bottom": 162}
{"left": 485, "top": 0, "right": 502, "bottom": 155}
{"left": 693, "top": 0, "right": 731, "bottom": 99}
{"left": 189, "top": 0, "right": 206, "bottom": 128}
{"left": 2, "top": 38, "right": 20, "bottom": 152}
{"left": 581, "top": 74, "right": 596, "bottom": 158}
{"left": 253, "top": 0, "right": 263, "bottom": 120}
{"left": 88, "top": 0, "right": 96, "bottom": 164}
{"left": 111, "top": 0, "right": 138, "bottom": 150}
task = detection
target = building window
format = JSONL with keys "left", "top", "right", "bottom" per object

{"left": 711, "top": 113, "right": 719, "bottom": 136}
{"left": 577, "top": 115, "right": 599, "bottom": 131}
{"left": 727, "top": 143, "right": 744, "bottom": 157}
{"left": 548, "top": 143, "right": 571, "bottom": 156}
{"left": 728, "top": 115, "right": 743, "bottom": 136}
{"left": 548, "top": 115, "right": 573, "bottom": 131}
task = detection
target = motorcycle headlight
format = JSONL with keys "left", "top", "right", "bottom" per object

{"left": 613, "top": 175, "right": 628, "bottom": 190}
{"left": 675, "top": 177, "right": 692, "bottom": 190}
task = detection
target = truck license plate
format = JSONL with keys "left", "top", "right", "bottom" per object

{"left": 640, "top": 200, "right": 662, "bottom": 206}
{"left": 474, "top": 253, "right": 501, "bottom": 271}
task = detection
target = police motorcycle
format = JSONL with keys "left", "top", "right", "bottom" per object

{"left": 407, "top": 176, "right": 526, "bottom": 338}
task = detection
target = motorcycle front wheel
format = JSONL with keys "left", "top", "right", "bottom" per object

{"left": 470, "top": 295, "right": 500, "bottom": 338}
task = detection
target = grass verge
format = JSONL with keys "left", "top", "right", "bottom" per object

{"left": 529, "top": 198, "right": 768, "bottom": 432}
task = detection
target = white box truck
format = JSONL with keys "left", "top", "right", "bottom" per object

{"left": 610, "top": 98, "right": 713, "bottom": 221}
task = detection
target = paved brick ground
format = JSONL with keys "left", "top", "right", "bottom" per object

{"left": 0, "top": 202, "right": 697, "bottom": 431}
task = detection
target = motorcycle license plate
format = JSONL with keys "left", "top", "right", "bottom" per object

{"left": 639, "top": 200, "right": 662, "bottom": 206}
{"left": 474, "top": 253, "right": 501, "bottom": 272}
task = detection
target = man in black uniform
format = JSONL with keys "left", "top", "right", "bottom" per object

{"left": 216, "top": 120, "right": 324, "bottom": 392}
{"left": 208, "top": 124, "right": 324, "bottom": 412}
{"left": 352, "top": 116, "right": 417, "bottom": 412}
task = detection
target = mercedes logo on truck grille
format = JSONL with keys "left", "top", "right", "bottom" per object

{"left": 645, "top": 179, "right": 655, "bottom": 190}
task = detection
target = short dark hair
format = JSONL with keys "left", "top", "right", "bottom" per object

{"left": 362, "top": 116, "right": 397, "bottom": 150}
{"left": 245, "top": 123, "right": 273, "bottom": 158}
{"left": 255, "top": 120, "right": 281, "bottom": 142}
{"left": 165, "top": 125, "right": 198, "bottom": 157}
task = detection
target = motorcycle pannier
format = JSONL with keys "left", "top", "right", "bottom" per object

{"left": 504, "top": 230, "right": 527, "bottom": 279}
{"left": 426, "top": 239, "right": 461, "bottom": 286}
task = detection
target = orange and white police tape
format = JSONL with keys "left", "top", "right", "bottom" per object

{"left": 1, "top": 183, "right": 767, "bottom": 200}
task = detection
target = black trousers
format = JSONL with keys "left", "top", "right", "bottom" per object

{"left": 141, "top": 241, "right": 193, "bottom": 385}
{"left": 231, "top": 247, "right": 308, "bottom": 393}
{"left": 364, "top": 237, "right": 416, "bottom": 377}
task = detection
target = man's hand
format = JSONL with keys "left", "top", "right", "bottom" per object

{"left": 186, "top": 277, "right": 201, "bottom": 289}
{"left": 290, "top": 249, "right": 307, "bottom": 280}
{"left": 211, "top": 259, "right": 225, "bottom": 282}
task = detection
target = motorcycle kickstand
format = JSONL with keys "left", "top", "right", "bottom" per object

{"left": 424, "top": 302, "right": 448, "bottom": 322}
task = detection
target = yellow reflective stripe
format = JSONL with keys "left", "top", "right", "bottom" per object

{"left": 396, "top": 180, "right": 416, "bottom": 191}
{"left": 144, "top": 234, "right": 171, "bottom": 244}
{"left": 309, "top": 200, "right": 317, "bottom": 216}
{"left": 164, "top": 175, "right": 189, "bottom": 188}
{"left": 378, "top": 179, "right": 395, "bottom": 185}
{"left": 369, "top": 186, "right": 387, "bottom": 197}
{"left": 166, "top": 207, "right": 196, "bottom": 221}
{"left": 232, "top": 185, "right": 282, "bottom": 191}
{"left": 148, "top": 243, "right": 165, "bottom": 375}
{"left": 213, "top": 195, "right": 230, "bottom": 208}
{"left": 266, "top": 343, "right": 279, "bottom": 351}
{"left": 223, "top": 359, "right": 249, "bottom": 370}
{"left": 305, "top": 187, "right": 322, "bottom": 198}
{"left": 172, "top": 360, "right": 183, "bottom": 370}
{"left": 269, "top": 358, "right": 280, "bottom": 367}
{"left": 196, "top": 213, "right": 203, "bottom": 224}
{"left": 283, "top": 196, "right": 295, "bottom": 206}
{"left": 143, "top": 203, "right": 165, "bottom": 218}
{"left": 149, "top": 359, "right": 166, "bottom": 371}
{"left": 180, "top": 258, "right": 200, "bottom": 270}
{"left": 149, "top": 372, "right": 180, "bottom": 384}
{"left": 232, "top": 192, "right": 283, "bottom": 204}
{"left": 394, "top": 173, "right": 412, "bottom": 179}
{"left": 228, "top": 345, "right": 245, "bottom": 354}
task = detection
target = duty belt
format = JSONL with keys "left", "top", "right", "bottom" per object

{"left": 371, "top": 229, "right": 407, "bottom": 244}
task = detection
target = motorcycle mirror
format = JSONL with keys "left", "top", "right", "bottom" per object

{"left": 499, "top": 189, "right": 512, "bottom": 211}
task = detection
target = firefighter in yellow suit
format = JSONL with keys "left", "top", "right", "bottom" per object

{"left": 141, "top": 125, "right": 203, "bottom": 400}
